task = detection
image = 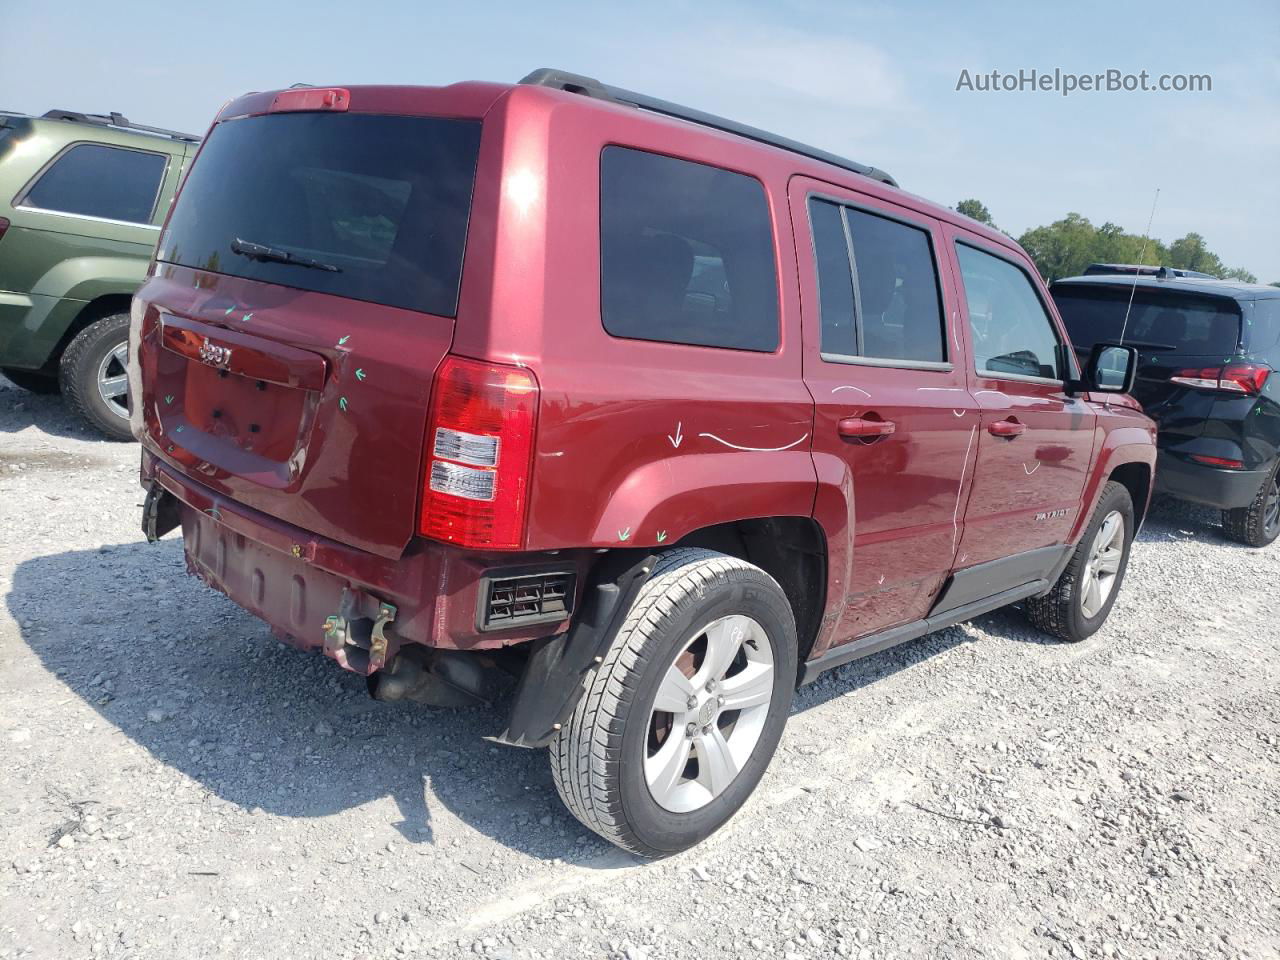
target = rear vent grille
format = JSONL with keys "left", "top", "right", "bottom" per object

{"left": 481, "top": 570, "right": 575, "bottom": 630}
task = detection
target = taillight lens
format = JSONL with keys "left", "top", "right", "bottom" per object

{"left": 1170, "top": 363, "right": 1270, "bottom": 395}
{"left": 0, "top": 216, "right": 9, "bottom": 240}
{"left": 418, "top": 356, "right": 538, "bottom": 550}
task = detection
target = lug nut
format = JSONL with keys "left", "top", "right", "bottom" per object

{"left": 705, "top": 679, "right": 717, "bottom": 693}
{"left": 685, "top": 722, "right": 698, "bottom": 738}
{"left": 686, "top": 695, "right": 698, "bottom": 710}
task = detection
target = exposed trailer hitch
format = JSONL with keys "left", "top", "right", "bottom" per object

{"left": 490, "top": 552, "right": 657, "bottom": 749}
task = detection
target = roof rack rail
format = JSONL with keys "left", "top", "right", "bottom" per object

{"left": 40, "top": 109, "right": 199, "bottom": 143}
{"left": 519, "top": 68, "right": 897, "bottom": 188}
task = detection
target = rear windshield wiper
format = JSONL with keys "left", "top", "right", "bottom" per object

{"left": 230, "top": 238, "right": 341, "bottom": 273}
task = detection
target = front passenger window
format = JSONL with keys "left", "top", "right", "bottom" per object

{"left": 956, "top": 244, "right": 1063, "bottom": 380}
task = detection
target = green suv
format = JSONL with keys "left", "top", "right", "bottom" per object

{"left": 0, "top": 109, "right": 197, "bottom": 439}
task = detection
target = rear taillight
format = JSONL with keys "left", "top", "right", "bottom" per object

{"left": 418, "top": 356, "right": 538, "bottom": 550}
{"left": 0, "top": 217, "right": 9, "bottom": 240}
{"left": 1170, "top": 363, "right": 1270, "bottom": 395}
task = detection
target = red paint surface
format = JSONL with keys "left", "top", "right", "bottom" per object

{"left": 133, "top": 80, "right": 1155, "bottom": 669}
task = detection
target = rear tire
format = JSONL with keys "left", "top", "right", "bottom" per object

{"left": 1221, "top": 460, "right": 1280, "bottom": 548}
{"left": 1024, "top": 481, "right": 1134, "bottom": 642}
{"left": 1, "top": 367, "right": 60, "bottom": 394}
{"left": 58, "top": 312, "right": 133, "bottom": 441}
{"left": 550, "top": 548, "right": 797, "bottom": 857}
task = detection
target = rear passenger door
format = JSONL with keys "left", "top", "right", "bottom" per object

{"left": 791, "top": 178, "right": 981, "bottom": 644}
{"left": 944, "top": 230, "right": 1097, "bottom": 567}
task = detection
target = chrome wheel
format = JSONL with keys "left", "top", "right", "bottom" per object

{"left": 96, "top": 341, "right": 130, "bottom": 420}
{"left": 1080, "top": 509, "right": 1124, "bottom": 619}
{"left": 644, "top": 614, "right": 774, "bottom": 814}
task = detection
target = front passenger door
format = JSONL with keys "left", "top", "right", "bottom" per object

{"left": 947, "top": 233, "right": 1097, "bottom": 568}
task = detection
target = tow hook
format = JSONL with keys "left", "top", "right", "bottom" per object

{"left": 322, "top": 588, "right": 398, "bottom": 674}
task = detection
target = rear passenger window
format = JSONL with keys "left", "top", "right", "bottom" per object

{"left": 23, "top": 143, "right": 167, "bottom": 224}
{"left": 807, "top": 199, "right": 946, "bottom": 364}
{"left": 600, "top": 147, "right": 779, "bottom": 352}
{"left": 957, "top": 243, "right": 1064, "bottom": 381}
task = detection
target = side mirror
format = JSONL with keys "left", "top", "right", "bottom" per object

{"left": 1082, "top": 342, "right": 1138, "bottom": 393}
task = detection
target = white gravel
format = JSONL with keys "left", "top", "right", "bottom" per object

{"left": 2, "top": 376, "right": 1278, "bottom": 960}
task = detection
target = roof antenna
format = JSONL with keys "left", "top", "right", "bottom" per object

{"left": 1118, "top": 187, "right": 1160, "bottom": 345}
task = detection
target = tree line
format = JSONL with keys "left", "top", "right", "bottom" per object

{"left": 954, "top": 200, "right": 1275, "bottom": 287}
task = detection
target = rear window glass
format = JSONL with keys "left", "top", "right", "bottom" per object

{"left": 1243, "top": 299, "right": 1280, "bottom": 360}
{"left": 1052, "top": 287, "right": 1242, "bottom": 358}
{"left": 158, "top": 113, "right": 482, "bottom": 318}
{"left": 600, "top": 146, "right": 779, "bottom": 352}
{"left": 808, "top": 200, "right": 946, "bottom": 363}
{"left": 24, "top": 143, "right": 167, "bottom": 224}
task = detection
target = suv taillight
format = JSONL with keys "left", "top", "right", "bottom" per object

{"left": 1170, "top": 363, "right": 1270, "bottom": 395}
{"left": 418, "top": 356, "right": 539, "bottom": 550}
{"left": 0, "top": 217, "right": 9, "bottom": 240}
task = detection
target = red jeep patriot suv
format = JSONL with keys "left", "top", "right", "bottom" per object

{"left": 132, "top": 69, "right": 1156, "bottom": 856}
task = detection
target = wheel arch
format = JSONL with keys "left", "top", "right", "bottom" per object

{"left": 669, "top": 515, "right": 828, "bottom": 676}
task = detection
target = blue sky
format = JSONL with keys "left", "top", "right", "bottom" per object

{"left": 5, "top": 0, "right": 1277, "bottom": 280}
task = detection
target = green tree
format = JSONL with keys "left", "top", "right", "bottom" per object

{"left": 1017, "top": 213, "right": 1101, "bottom": 282}
{"left": 956, "top": 198, "right": 997, "bottom": 228}
{"left": 1167, "top": 233, "right": 1225, "bottom": 276}
{"left": 1222, "top": 267, "right": 1257, "bottom": 283}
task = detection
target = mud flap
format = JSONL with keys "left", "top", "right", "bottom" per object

{"left": 142, "top": 483, "right": 181, "bottom": 543}
{"left": 490, "top": 553, "right": 657, "bottom": 749}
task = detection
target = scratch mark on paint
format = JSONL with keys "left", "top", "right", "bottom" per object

{"left": 541, "top": 451, "right": 564, "bottom": 457}
{"left": 953, "top": 409, "right": 965, "bottom": 417}
{"left": 1024, "top": 461, "right": 1041, "bottom": 475}
{"left": 656, "top": 530, "right": 668, "bottom": 543}
{"left": 916, "top": 387, "right": 967, "bottom": 393}
{"left": 952, "top": 425, "right": 978, "bottom": 553}
{"left": 832, "top": 385, "right": 872, "bottom": 398}
{"left": 698, "top": 432, "right": 808, "bottom": 452}
{"left": 668, "top": 422, "right": 684, "bottom": 448}
{"left": 973, "top": 390, "right": 1007, "bottom": 399}
{"left": 617, "top": 527, "right": 631, "bottom": 542}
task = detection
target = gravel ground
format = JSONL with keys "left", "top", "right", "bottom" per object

{"left": 2, "top": 376, "right": 1278, "bottom": 960}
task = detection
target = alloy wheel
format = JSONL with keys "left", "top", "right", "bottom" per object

{"left": 1080, "top": 510, "right": 1124, "bottom": 619}
{"left": 644, "top": 614, "right": 774, "bottom": 813}
{"left": 96, "top": 342, "right": 130, "bottom": 421}
{"left": 1264, "top": 473, "right": 1280, "bottom": 539}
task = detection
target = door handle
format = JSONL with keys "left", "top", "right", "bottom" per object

{"left": 988, "top": 418, "right": 1026, "bottom": 438}
{"left": 838, "top": 416, "right": 896, "bottom": 438}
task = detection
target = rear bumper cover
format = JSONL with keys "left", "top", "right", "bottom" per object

{"left": 145, "top": 459, "right": 576, "bottom": 671}
{"left": 1155, "top": 451, "right": 1267, "bottom": 510}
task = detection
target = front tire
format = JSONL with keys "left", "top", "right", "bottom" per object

{"left": 1221, "top": 460, "right": 1280, "bottom": 548}
{"left": 1024, "top": 481, "right": 1134, "bottom": 642}
{"left": 58, "top": 312, "right": 133, "bottom": 441}
{"left": 550, "top": 548, "right": 797, "bottom": 857}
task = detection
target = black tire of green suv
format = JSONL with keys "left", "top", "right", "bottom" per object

{"left": 1221, "top": 460, "right": 1280, "bottom": 548}
{"left": 59, "top": 312, "right": 134, "bottom": 441}
{"left": 1, "top": 368, "right": 60, "bottom": 394}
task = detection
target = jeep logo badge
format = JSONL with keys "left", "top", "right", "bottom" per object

{"left": 198, "top": 337, "right": 233, "bottom": 369}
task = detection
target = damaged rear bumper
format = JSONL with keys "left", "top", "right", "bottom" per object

{"left": 141, "top": 461, "right": 576, "bottom": 674}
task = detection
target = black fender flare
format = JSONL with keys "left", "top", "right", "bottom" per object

{"left": 490, "top": 552, "right": 658, "bottom": 748}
